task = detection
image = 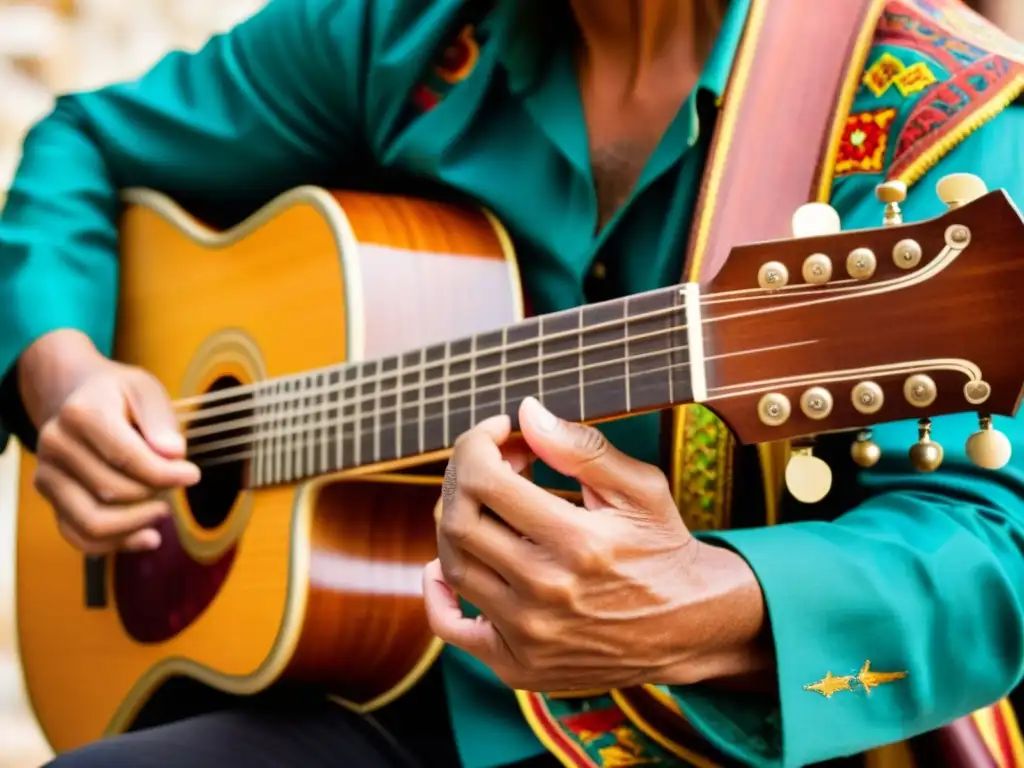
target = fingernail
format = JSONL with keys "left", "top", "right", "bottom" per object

{"left": 156, "top": 432, "right": 185, "bottom": 455}
{"left": 525, "top": 396, "right": 557, "bottom": 432}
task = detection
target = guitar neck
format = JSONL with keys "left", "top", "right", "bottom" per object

{"left": 187, "top": 284, "right": 702, "bottom": 487}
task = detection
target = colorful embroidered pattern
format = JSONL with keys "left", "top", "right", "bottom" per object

{"left": 805, "top": 661, "right": 908, "bottom": 699}
{"left": 863, "top": 52, "right": 907, "bottom": 97}
{"left": 872, "top": 0, "right": 1024, "bottom": 184}
{"left": 674, "top": 404, "right": 733, "bottom": 532}
{"left": 517, "top": 693, "right": 673, "bottom": 768}
{"left": 888, "top": 52, "right": 1018, "bottom": 180}
{"left": 894, "top": 61, "right": 937, "bottom": 96}
{"left": 835, "top": 108, "right": 898, "bottom": 175}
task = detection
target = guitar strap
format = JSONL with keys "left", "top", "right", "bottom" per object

{"left": 668, "top": 0, "right": 885, "bottom": 531}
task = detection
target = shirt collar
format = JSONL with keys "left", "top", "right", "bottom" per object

{"left": 496, "top": 0, "right": 751, "bottom": 99}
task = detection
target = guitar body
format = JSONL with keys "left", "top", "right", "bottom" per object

{"left": 15, "top": 187, "right": 524, "bottom": 752}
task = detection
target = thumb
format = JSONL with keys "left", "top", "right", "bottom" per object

{"left": 518, "top": 397, "right": 670, "bottom": 511}
{"left": 124, "top": 372, "right": 187, "bottom": 459}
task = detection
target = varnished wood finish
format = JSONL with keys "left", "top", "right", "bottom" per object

{"left": 15, "top": 188, "right": 520, "bottom": 753}
{"left": 285, "top": 479, "right": 442, "bottom": 703}
{"left": 702, "top": 191, "right": 1024, "bottom": 444}
{"left": 16, "top": 185, "right": 1024, "bottom": 754}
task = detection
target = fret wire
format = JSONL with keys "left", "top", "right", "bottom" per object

{"left": 287, "top": 379, "right": 296, "bottom": 482}
{"left": 578, "top": 308, "right": 585, "bottom": 421}
{"left": 294, "top": 378, "right": 303, "bottom": 480}
{"left": 418, "top": 348, "right": 426, "bottom": 454}
{"left": 342, "top": 365, "right": 358, "bottom": 470}
{"left": 537, "top": 316, "right": 544, "bottom": 406}
{"left": 469, "top": 335, "right": 476, "bottom": 427}
{"left": 272, "top": 380, "right": 282, "bottom": 484}
{"left": 316, "top": 373, "right": 326, "bottom": 475}
{"left": 395, "top": 355, "right": 403, "bottom": 458}
{"left": 623, "top": 298, "right": 631, "bottom": 413}
{"left": 293, "top": 378, "right": 302, "bottom": 480}
{"left": 373, "top": 362, "right": 382, "bottom": 463}
{"left": 442, "top": 341, "right": 451, "bottom": 447}
{"left": 331, "top": 370, "right": 342, "bottom": 472}
{"left": 354, "top": 363, "right": 363, "bottom": 467}
{"left": 306, "top": 374, "right": 315, "bottom": 476}
{"left": 500, "top": 327, "right": 507, "bottom": 414}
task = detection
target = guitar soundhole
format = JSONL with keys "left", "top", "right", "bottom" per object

{"left": 185, "top": 375, "right": 251, "bottom": 530}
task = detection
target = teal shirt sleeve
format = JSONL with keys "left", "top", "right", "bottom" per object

{"left": 0, "top": 0, "right": 370, "bottom": 437}
{"left": 670, "top": 106, "right": 1024, "bottom": 767}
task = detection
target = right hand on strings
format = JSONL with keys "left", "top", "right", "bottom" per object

{"left": 20, "top": 331, "right": 200, "bottom": 554}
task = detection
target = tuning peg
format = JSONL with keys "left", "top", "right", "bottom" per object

{"left": 875, "top": 181, "right": 907, "bottom": 226}
{"left": 786, "top": 443, "right": 833, "bottom": 503}
{"left": 936, "top": 173, "right": 988, "bottom": 209}
{"left": 851, "top": 430, "right": 882, "bottom": 468}
{"left": 965, "top": 415, "right": 1012, "bottom": 470}
{"left": 791, "top": 203, "right": 841, "bottom": 238}
{"left": 909, "top": 418, "right": 944, "bottom": 472}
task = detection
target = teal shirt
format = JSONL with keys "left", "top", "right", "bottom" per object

{"left": 1, "top": 1, "right": 1022, "bottom": 767}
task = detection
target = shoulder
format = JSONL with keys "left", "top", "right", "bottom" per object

{"left": 833, "top": 0, "right": 1023, "bottom": 195}
{"left": 309, "top": 0, "right": 500, "bottom": 138}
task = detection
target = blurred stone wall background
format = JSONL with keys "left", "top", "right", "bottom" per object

{"left": 0, "top": 1, "right": 1021, "bottom": 766}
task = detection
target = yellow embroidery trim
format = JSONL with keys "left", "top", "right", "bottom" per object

{"left": 893, "top": 73, "right": 1024, "bottom": 188}
{"left": 805, "top": 661, "right": 908, "bottom": 698}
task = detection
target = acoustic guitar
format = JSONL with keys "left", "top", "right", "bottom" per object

{"left": 14, "top": 174, "right": 1024, "bottom": 752}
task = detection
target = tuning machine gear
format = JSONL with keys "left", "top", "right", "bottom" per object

{"left": 851, "top": 430, "right": 882, "bottom": 468}
{"left": 909, "top": 418, "right": 944, "bottom": 472}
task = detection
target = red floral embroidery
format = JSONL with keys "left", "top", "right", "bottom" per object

{"left": 835, "top": 108, "right": 898, "bottom": 175}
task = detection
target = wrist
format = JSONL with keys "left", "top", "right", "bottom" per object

{"left": 659, "top": 541, "right": 774, "bottom": 687}
{"left": 18, "top": 329, "right": 107, "bottom": 428}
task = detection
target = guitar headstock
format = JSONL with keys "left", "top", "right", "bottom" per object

{"left": 702, "top": 174, "right": 1024, "bottom": 499}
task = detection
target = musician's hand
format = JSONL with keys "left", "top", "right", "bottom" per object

{"left": 21, "top": 332, "right": 199, "bottom": 554}
{"left": 425, "top": 397, "right": 768, "bottom": 692}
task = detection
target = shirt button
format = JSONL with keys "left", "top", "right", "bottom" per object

{"left": 590, "top": 261, "right": 607, "bottom": 280}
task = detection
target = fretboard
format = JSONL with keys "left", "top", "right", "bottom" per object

{"left": 191, "top": 285, "right": 696, "bottom": 488}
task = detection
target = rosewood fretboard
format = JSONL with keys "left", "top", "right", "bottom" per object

{"left": 185, "top": 285, "right": 698, "bottom": 488}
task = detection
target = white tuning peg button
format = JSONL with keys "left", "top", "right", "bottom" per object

{"left": 936, "top": 173, "right": 988, "bottom": 209}
{"left": 785, "top": 447, "right": 833, "bottom": 504}
{"left": 792, "top": 203, "right": 842, "bottom": 238}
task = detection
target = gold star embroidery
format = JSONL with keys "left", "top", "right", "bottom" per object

{"left": 804, "top": 671, "right": 855, "bottom": 698}
{"left": 857, "top": 660, "right": 908, "bottom": 693}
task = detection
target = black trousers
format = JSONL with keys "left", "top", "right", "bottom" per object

{"left": 44, "top": 665, "right": 560, "bottom": 768}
